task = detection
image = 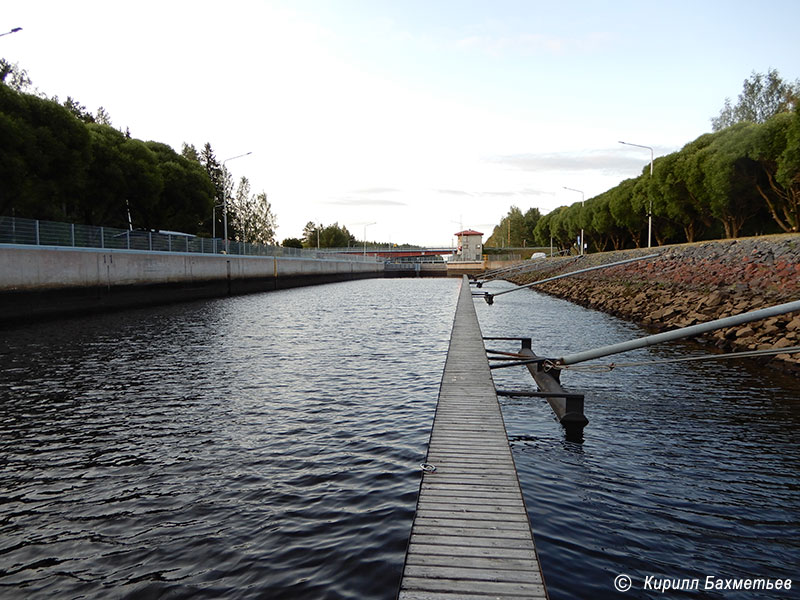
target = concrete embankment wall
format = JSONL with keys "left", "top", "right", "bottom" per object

{"left": 507, "top": 234, "right": 800, "bottom": 372}
{"left": 0, "top": 246, "right": 384, "bottom": 322}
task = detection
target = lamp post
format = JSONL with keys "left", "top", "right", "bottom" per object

{"left": 363, "top": 222, "right": 376, "bottom": 257}
{"left": 211, "top": 202, "right": 225, "bottom": 252}
{"left": 619, "top": 140, "right": 654, "bottom": 248}
{"left": 563, "top": 186, "right": 585, "bottom": 255}
{"left": 221, "top": 151, "right": 252, "bottom": 253}
{"left": 0, "top": 27, "right": 22, "bottom": 38}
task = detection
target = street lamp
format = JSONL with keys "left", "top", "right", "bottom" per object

{"left": 221, "top": 151, "right": 252, "bottom": 253}
{"left": 363, "top": 222, "right": 376, "bottom": 256}
{"left": 0, "top": 27, "right": 22, "bottom": 38}
{"left": 211, "top": 201, "right": 225, "bottom": 252}
{"left": 619, "top": 140, "right": 654, "bottom": 248}
{"left": 563, "top": 186, "right": 585, "bottom": 255}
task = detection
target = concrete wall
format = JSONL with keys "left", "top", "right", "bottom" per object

{"left": 0, "top": 245, "right": 384, "bottom": 321}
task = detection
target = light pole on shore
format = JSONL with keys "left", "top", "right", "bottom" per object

{"left": 363, "top": 222, "right": 376, "bottom": 257}
{"left": 563, "top": 187, "right": 585, "bottom": 255}
{"left": 619, "top": 140, "right": 654, "bottom": 248}
{"left": 221, "top": 152, "right": 252, "bottom": 253}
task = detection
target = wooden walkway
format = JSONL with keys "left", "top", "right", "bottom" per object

{"left": 398, "top": 276, "right": 547, "bottom": 599}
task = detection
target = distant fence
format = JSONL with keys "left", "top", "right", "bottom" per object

{"left": 0, "top": 217, "right": 382, "bottom": 263}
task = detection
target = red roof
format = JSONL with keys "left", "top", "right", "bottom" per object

{"left": 454, "top": 229, "right": 483, "bottom": 236}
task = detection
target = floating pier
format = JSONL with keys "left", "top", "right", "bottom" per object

{"left": 398, "top": 276, "right": 547, "bottom": 599}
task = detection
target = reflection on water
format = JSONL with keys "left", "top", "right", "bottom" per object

{"left": 0, "top": 279, "right": 459, "bottom": 599}
{"left": 2, "top": 277, "right": 798, "bottom": 599}
{"left": 476, "top": 280, "right": 800, "bottom": 600}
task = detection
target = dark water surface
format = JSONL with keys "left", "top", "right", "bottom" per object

{"left": 0, "top": 279, "right": 459, "bottom": 599}
{"left": 475, "top": 280, "right": 800, "bottom": 599}
{"left": 3, "top": 277, "right": 799, "bottom": 599}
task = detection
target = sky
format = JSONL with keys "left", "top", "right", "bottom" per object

{"left": 3, "top": 1, "right": 799, "bottom": 246}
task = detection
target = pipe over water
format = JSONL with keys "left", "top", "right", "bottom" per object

{"left": 481, "top": 253, "right": 659, "bottom": 303}
{"left": 558, "top": 299, "right": 800, "bottom": 365}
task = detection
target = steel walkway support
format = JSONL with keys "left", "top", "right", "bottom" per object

{"left": 398, "top": 276, "right": 547, "bottom": 599}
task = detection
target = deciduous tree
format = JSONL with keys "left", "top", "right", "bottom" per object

{"left": 712, "top": 68, "right": 800, "bottom": 131}
{"left": 229, "top": 177, "right": 277, "bottom": 244}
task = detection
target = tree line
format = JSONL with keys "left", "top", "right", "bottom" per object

{"left": 485, "top": 206, "right": 542, "bottom": 248}
{"left": 535, "top": 105, "right": 799, "bottom": 252}
{"left": 494, "top": 70, "right": 800, "bottom": 253}
{"left": 0, "top": 60, "right": 276, "bottom": 243}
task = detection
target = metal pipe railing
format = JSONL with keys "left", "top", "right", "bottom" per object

{"left": 480, "top": 253, "right": 659, "bottom": 303}
{"left": 558, "top": 299, "right": 800, "bottom": 365}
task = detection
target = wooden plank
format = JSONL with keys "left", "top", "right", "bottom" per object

{"left": 410, "top": 533, "right": 537, "bottom": 548}
{"left": 405, "top": 554, "right": 541, "bottom": 572}
{"left": 400, "top": 593, "right": 538, "bottom": 600}
{"left": 407, "top": 543, "right": 539, "bottom": 560}
{"left": 399, "top": 276, "right": 547, "bottom": 599}
{"left": 400, "top": 577, "right": 547, "bottom": 597}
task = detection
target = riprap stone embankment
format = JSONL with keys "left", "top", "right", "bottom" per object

{"left": 507, "top": 234, "right": 800, "bottom": 372}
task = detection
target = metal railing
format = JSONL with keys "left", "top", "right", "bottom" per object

{"left": 0, "top": 217, "right": 383, "bottom": 263}
{"left": 318, "top": 245, "right": 456, "bottom": 254}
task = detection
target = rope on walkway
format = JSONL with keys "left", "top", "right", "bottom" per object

{"left": 549, "top": 345, "right": 800, "bottom": 372}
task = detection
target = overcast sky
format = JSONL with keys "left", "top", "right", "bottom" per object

{"left": 4, "top": 1, "right": 799, "bottom": 246}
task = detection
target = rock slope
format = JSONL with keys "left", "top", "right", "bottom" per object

{"left": 506, "top": 234, "right": 800, "bottom": 372}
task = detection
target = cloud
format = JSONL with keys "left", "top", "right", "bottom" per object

{"left": 490, "top": 150, "right": 652, "bottom": 175}
{"left": 436, "top": 187, "right": 554, "bottom": 198}
{"left": 327, "top": 187, "right": 409, "bottom": 207}
{"left": 436, "top": 189, "right": 474, "bottom": 196}
{"left": 454, "top": 31, "right": 614, "bottom": 56}
{"left": 518, "top": 187, "right": 557, "bottom": 197}
{"left": 348, "top": 187, "right": 402, "bottom": 194}
{"left": 327, "top": 197, "right": 408, "bottom": 207}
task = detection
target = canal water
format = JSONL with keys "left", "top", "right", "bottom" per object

{"left": 1, "top": 277, "right": 798, "bottom": 599}
{"left": 0, "top": 279, "right": 458, "bottom": 599}
{"left": 476, "top": 279, "right": 800, "bottom": 600}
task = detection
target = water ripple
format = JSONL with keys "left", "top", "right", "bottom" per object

{"left": 0, "top": 278, "right": 458, "bottom": 599}
{"left": 477, "top": 281, "right": 800, "bottom": 600}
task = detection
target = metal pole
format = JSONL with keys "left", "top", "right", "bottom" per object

{"left": 558, "top": 299, "right": 800, "bottom": 365}
{"left": 619, "top": 141, "right": 654, "bottom": 248}
{"left": 363, "top": 222, "right": 375, "bottom": 257}
{"left": 221, "top": 151, "right": 252, "bottom": 254}
{"left": 223, "top": 196, "right": 228, "bottom": 254}
{"left": 563, "top": 187, "right": 584, "bottom": 255}
{"left": 486, "top": 253, "right": 659, "bottom": 300}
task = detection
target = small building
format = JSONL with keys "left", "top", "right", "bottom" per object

{"left": 454, "top": 229, "right": 484, "bottom": 262}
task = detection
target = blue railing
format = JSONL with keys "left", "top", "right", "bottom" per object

{"left": 0, "top": 217, "right": 383, "bottom": 263}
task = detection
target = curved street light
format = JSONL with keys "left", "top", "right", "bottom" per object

{"left": 619, "top": 140, "right": 654, "bottom": 248}
{"left": 563, "top": 186, "right": 585, "bottom": 255}
{"left": 363, "top": 222, "right": 376, "bottom": 256}
{"left": 221, "top": 151, "right": 252, "bottom": 253}
{"left": 0, "top": 27, "right": 22, "bottom": 38}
